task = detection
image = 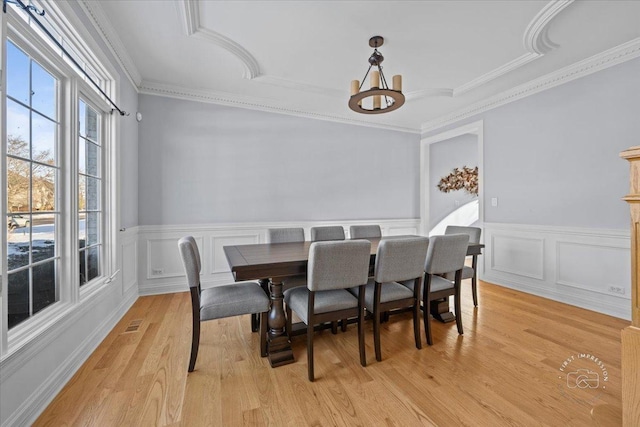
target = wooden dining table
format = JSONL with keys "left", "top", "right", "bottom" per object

{"left": 223, "top": 236, "right": 484, "bottom": 367}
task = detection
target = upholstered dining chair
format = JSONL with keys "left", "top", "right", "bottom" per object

{"left": 266, "top": 227, "right": 307, "bottom": 292}
{"left": 350, "top": 236, "right": 429, "bottom": 361}
{"left": 178, "top": 236, "right": 270, "bottom": 372}
{"left": 444, "top": 226, "right": 482, "bottom": 306}
{"left": 284, "top": 240, "right": 371, "bottom": 381}
{"left": 412, "top": 234, "right": 469, "bottom": 345}
{"left": 267, "top": 227, "right": 305, "bottom": 244}
{"left": 310, "top": 226, "right": 345, "bottom": 242}
{"left": 349, "top": 224, "right": 382, "bottom": 240}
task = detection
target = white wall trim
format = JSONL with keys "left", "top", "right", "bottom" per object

{"left": 0, "top": 285, "right": 138, "bottom": 427}
{"left": 138, "top": 218, "right": 420, "bottom": 296}
{"left": 138, "top": 83, "right": 420, "bottom": 134}
{"left": 481, "top": 222, "right": 631, "bottom": 320}
{"left": 523, "top": 0, "right": 572, "bottom": 54}
{"left": 175, "top": 0, "right": 260, "bottom": 80}
{"left": 76, "top": 0, "right": 143, "bottom": 89}
{"left": 421, "top": 37, "right": 640, "bottom": 133}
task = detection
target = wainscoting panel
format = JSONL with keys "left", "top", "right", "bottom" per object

{"left": 210, "top": 233, "right": 261, "bottom": 275}
{"left": 482, "top": 223, "right": 631, "bottom": 320}
{"left": 121, "top": 231, "right": 138, "bottom": 294}
{"left": 556, "top": 242, "right": 630, "bottom": 297}
{"left": 137, "top": 218, "right": 420, "bottom": 295}
{"left": 490, "top": 234, "right": 544, "bottom": 280}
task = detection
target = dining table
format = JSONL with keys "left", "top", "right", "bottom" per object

{"left": 223, "top": 235, "right": 484, "bottom": 367}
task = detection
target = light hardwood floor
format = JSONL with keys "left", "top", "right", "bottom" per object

{"left": 35, "top": 281, "right": 627, "bottom": 426}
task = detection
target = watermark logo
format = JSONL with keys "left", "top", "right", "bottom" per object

{"left": 558, "top": 353, "right": 609, "bottom": 405}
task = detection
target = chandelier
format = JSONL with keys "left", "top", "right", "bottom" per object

{"left": 349, "top": 36, "right": 405, "bottom": 114}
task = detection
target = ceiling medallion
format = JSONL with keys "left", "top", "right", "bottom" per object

{"left": 349, "top": 36, "right": 405, "bottom": 114}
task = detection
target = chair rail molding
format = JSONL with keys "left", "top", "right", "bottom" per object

{"left": 481, "top": 222, "right": 631, "bottom": 320}
{"left": 137, "top": 218, "right": 420, "bottom": 296}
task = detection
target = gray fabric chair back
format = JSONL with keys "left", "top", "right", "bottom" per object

{"left": 425, "top": 234, "right": 469, "bottom": 275}
{"left": 183, "top": 236, "right": 201, "bottom": 272}
{"left": 307, "top": 240, "right": 371, "bottom": 291}
{"left": 445, "top": 225, "right": 481, "bottom": 244}
{"left": 178, "top": 236, "right": 201, "bottom": 288}
{"left": 375, "top": 237, "right": 429, "bottom": 283}
{"left": 267, "top": 227, "right": 305, "bottom": 243}
{"left": 350, "top": 225, "right": 382, "bottom": 239}
{"left": 310, "top": 226, "right": 345, "bottom": 242}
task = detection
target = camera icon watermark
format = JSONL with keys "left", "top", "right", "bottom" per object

{"left": 557, "top": 353, "right": 609, "bottom": 405}
{"left": 566, "top": 368, "right": 599, "bottom": 389}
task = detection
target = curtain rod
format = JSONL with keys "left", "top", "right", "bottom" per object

{"left": 3, "top": 0, "right": 128, "bottom": 116}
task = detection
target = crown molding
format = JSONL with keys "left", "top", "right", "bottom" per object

{"left": 176, "top": 0, "right": 260, "bottom": 79}
{"left": 453, "top": 52, "right": 541, "bottom": 96}
{"left": 77, "top": 0, "right": 143, "bottom": 89}
{"left": 138, "top": 80, "right": 420, "bottom": 134}
{"left": 421, "top": 37, "right": 640, "bottom": 134}
{"left": 253, "top": 75, "right": 343, "bottom": 97}
{"left": 450, "top": 0, "right": 570, "bottom": 97}
{"left": 406, "top": 88, "right": 453, "bottom": 101}
{"left": 523, "top": 0, "right": 572, "bottom": 54}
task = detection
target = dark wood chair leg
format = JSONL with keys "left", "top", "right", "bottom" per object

{"left": 413, "top": 302, "right": 422, "bottom": 349}
{"left": 413, "top": 277, "right": 423, "bottom": 350}
{"left": 189, "top": 288, "right": 201, "bottom": 372}
{"left": 341, "top": 318, "right": 348, "bottom": 332}
{"left": 251, "top": 313, "right": 259, "bottom": 332}
{"left": 307, "top": 321, "right": 315, "bottom": 381}
{"left": 358, "top": 284, "right": 366, "bottom": 367}
{"left": 471, "top": 255, "right": 478, "bottom": 307}
{"left": 423, "top": 275, "right": 433, "bottom": 346}
{"left": 189, "top": 316, "right": 200, "bottom": 372}
{"left": 454, "top": 271, "right": 464, "bottom": 336}
{"left": 373, "top": 282, "right": 382, "bottom": 362}
{"left": 260, "top": 311, "right": 268, "bottom": 357}
{"left": 331, "top": 321, "right": 338, "bottom": 334}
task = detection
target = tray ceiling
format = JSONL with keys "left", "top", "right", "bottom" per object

{"left": 87, "top": 0, "right": 640, "bottom": 132}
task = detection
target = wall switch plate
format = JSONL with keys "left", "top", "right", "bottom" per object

{"left": 491, "top": 197, "right": 498, "bottom": 207}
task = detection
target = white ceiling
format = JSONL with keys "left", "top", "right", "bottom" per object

{"left": 88, "top": 0, "right": 640, "bottom": 132}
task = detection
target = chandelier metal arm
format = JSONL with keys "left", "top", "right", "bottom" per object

{"left": 358, "top": 64, "right": 374, "bottom": 92}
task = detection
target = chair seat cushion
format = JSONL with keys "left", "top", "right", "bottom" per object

{"left": 430, "top": 275, "right": 455, "bottom": 292}
{"left": 443, "top": 266, "right": 474, "bottom": 281}
{"left": 284, "top": 287, "right": 358, "bottom": 324}
{"left": 200, "top": 281, "right": 270, "bottom": 321}
{"left": 350, "top": 279, "right": 414, "bottom": 309}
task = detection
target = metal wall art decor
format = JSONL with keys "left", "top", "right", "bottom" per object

{"left": 437, "top": 166, "right": 478, "bottom": 195}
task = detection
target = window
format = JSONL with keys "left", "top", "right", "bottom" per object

{"left": 2, "top": 1, "right": 117, "bottom": 346}
{"left": 78, "top": 99, "right": 102, "bottom": 286}
{"left": 6, "top": 40, "right": 60, "bottom": 328}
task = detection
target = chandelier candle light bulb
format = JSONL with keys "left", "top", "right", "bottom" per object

{"left": 371, "top": 70, "right": 381, "bottom": 109}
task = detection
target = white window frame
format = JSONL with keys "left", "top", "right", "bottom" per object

{"left": 0, "top": 2, "right": 119, "bottom": 359}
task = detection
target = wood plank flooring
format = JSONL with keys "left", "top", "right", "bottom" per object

{"left": 35, "top": 281, "right": 628, "bottom": 426}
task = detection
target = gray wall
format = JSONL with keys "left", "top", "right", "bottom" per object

{"left": 138, "top": 95, "right": 420, "bottom": 225}
{"left": 118, "top": 81, "right": 139, "bottom": 229}
{"left": 424, "top": 56, "right": 640, "bottom": 230}
{"left": 429, "top": 133, "right": 478, "bottom": 230}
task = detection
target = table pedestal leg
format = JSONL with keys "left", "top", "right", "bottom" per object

{"left": 430, "top": 297, "right": 456, "bottom": 323}
{"left": 265, "top": 278, "right": 294, "bottom": 367}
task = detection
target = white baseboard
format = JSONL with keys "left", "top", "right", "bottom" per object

{"left": 480, "top": 222, "right": 631, "bottom": 320}
{"left": 137, "top": 218, "right": 420, "bottom": 296}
